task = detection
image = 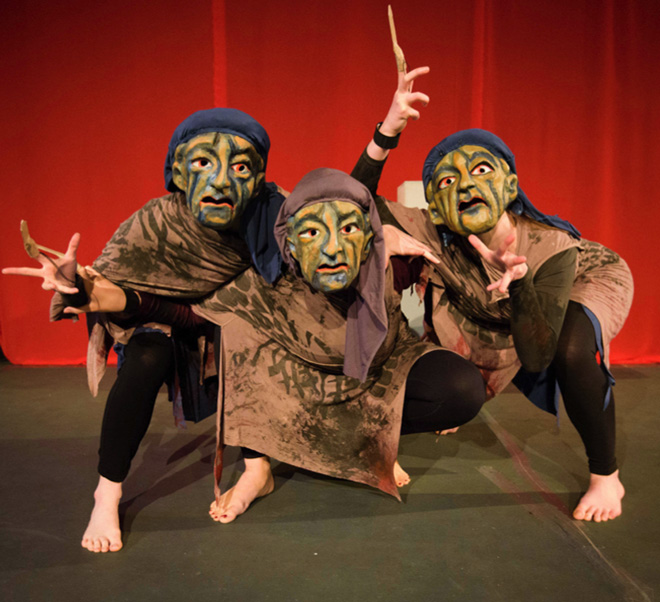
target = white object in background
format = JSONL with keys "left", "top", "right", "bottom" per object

{"left": 396, "top": 181, "right": 426, "bottom": 336}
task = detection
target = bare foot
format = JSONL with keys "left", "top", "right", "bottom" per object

{"left": 394, "top": 460, "right": 410, "bottom": 487}
{"left": 573, "top": 470, "right": 625, "bottom": 522}
{"left": 439, "top": 427, "right": 459, "bottom": 436}
{"left": 81, "top": 476, "right": 123, "bottom": 553}
{"left": 209, "top": 456, "right": 274, "bottom": 524}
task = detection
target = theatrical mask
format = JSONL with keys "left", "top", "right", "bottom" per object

{"left": 172, "top": 132, "right": 265, "bottom": 229}
{"left": 287, "top": 200, "right": 373, "bottom": 293}
{"left": 426, "top": 145, "right": 519, "bottom": 236}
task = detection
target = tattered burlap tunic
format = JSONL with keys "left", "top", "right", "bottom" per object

{"left": 193, "top": 266, "right": 436, "bottom": 500}
{"left": 94, "top": 192, "right": 252, "bottom": 295}
{"left": 386, "top": 202, "right": 633, "bottom": 403}
{"left": 52, "top": 191, "right": 253, "bottom": 399}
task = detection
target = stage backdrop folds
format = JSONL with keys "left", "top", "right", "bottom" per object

{"left": 223, "top": 0, "right": 660, "bottom": 365}
{"left": 1, "top": 0, "right": 658, "bottom": 365}
{"left": 0, "top": 0, "right": 216, "bottom": 364}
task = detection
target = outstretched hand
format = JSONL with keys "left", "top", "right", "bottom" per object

{"left": 378, "top": 66, "right": 431, "bottom": 137}
{"left": 383, "top": 224, "right": 439, "bottom": 264}
{"left": 2, "top": 232, "right": 81, "bottom": 294}
{"left": 468, "top": 233, "right": 528, "bottom": 294}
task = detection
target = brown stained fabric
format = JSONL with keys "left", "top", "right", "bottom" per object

{"left": 193, "top": 267, "right": 437, "bottom": 501}
{"left": 92, "top": 192, "right": 252, "bottom": 296}
{"left": 387, "top": 201, "right": 633, "bottom": 399}
{"left": 51, "top": 191, "right": 254, "bottom": 395}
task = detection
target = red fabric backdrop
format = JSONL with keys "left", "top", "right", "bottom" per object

{"left": 1, "top": 0, "right": 658, "bottom": 365}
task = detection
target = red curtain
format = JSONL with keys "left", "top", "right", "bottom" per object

{"left": 0, "top": 0, "right": 215, "bottom": 363}
{"left": 1, "top": 0, "right": 658, "bottom": 365}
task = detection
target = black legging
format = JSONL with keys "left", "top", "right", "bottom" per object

{"left": 552, "top": 301, "right": 617, "bottom": 475}
{"left": 400, "top": 349, "right": 485, "bottom": 434}
{"left": 99, "top": 311, "right": 614, "bottom": 480}
{"left": 98, "top": 331, "right": 174, "bottom": 482}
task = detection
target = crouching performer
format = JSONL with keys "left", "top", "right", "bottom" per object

{"left": 4, "top": 108, "right": 286, "bottom": 552}
{"left": 383, "top": 128, "right": 633, "bottom": 522}
{"left": 185, "top": 167, "right": 486, "bottom": 520}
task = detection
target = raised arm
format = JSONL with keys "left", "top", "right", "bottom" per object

{"left": 351, "top": 66, "right": 430, "bottom": 196}
{"left": 366, "top": 66, "right": 431, "bottom": 162}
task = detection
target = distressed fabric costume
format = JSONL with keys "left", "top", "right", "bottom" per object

{"left": 386, "top": 128, "right": 633, "bottom": 413}
{"left": 65, "top": 109, "right": 285, "bottom": 401}
{"left": 51, "top": 109, "right": 285, "bottom": 482}
{"left": 192, "top": 169, "right": 441, "bottom": 500}
{"left": 387, "top": 205, "right": 633, "bottom": 407}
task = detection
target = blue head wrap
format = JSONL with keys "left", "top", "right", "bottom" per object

{"left": 422, "top": 128, "right": 580, "bottom": 241}
{"left": 163, "top": 108, "right": 282, "bottom": 283}
{"left": 164, "top": 108, "right": 270, "bottom": 192}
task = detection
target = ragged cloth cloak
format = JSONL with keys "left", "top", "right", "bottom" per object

{"left": 194, "top": 265, "right": 434, "bottom": 500}
{"left": 194, "top": 168, "right": 439, "bottom": 499}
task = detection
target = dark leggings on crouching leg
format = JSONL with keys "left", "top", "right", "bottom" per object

{"left": 400, "top": 349, "right": 486, "bottom": 435}
{"left": 97, "top": 331, "right": 174, "bottom": 483}
{"left": 98, "top": 335, "right": 487, "bottom": 469}
{"left": 553, "top": 302, "right": 617, "bottom": 476}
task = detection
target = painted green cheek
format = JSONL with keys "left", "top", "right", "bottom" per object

{"left": 299, "top": 244, "right": 323, "bottom": 281}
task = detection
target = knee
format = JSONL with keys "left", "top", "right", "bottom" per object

{"left": 441, "top": 354, "right": 486, "bottom": 423}
{"left": 553, "top": 336, "right": 596, "bottom": 376}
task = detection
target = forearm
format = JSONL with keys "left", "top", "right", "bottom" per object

{"left": 509, "top": 273, "right": 558, "bottom": 371}
{"left": 119, "top": 290, "right": 206, "bottom": 330}
{"left": 390, "top": 256, "right": 424, "bottom": 293}
{"left": 350, "top": 148, "right": 387, "bottom": 197}
{"left": 509, "top": 248, "right": 577, "bottom": 372}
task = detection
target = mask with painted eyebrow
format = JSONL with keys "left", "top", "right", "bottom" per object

{"left": 427, "top": 145, "right": 518, "bottom": 236}
{"left": 171, "top": 132, "right": 265, "bottom": 230}
{"left": 286, "top": 200, "right": 373, "bottom": 292}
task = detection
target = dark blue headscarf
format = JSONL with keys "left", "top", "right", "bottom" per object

{"left": 163, "top": 108, "right": 283, "bottom": 283}
{"left": 164, "top": 108, "right": 270, "bottom": 190}
{"left": 422, "top": 128, "right": 580, "bottom": 242}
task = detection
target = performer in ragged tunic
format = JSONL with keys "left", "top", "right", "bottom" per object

{"left": 377, "top": 128, "right": 633, "bottom": 522}
{"left": 4, "top": 108, "right": 286, "bottom": 552}
{"left": 194, "top": 167, "right": 486, "bottom": 518}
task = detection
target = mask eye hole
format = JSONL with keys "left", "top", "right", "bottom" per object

{"left": 231, "top": 162, "right": 251, "bottom": 175}
{"left": 471, "top": 162, "right": 493, "bottom": 176}
{"left": 438, "top": 176, "right": 456, "bottom": 189}
{"left": 191, "top": 157, "right": 211, "bottom": 169}
{"left": 340, "top": 223, "right": 360, "bottom": 235}
{"left": 298, "top": 228, "right": 319, "bottom": 240}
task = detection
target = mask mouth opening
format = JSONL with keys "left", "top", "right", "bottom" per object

{"left": 201, "top": 195, "right": 234, "bottom": 208}
{"left": 317, "top": 263, "right": 348, "bottom": 273}
{"left": 458, "top": 197, "right": 486, "bottom": 213}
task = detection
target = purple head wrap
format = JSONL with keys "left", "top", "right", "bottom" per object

{"left": 274, "top": 168, "right": 388, "bottom": 382}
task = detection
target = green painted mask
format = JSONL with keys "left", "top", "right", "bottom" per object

{"left": 172, "top": 132, "right": 265, "bottom": 230}
{"left": 286, "top": 200, "right": 373, "bottom": 292}
{"left": 426, "top": 145, "right": 518, "bottom": 236}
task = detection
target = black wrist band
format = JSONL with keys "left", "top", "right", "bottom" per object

{"left": 61, "top": 273, "right": 90, "bottom": 308}
{"left": 373, "top": 122, "right": 400, "bottom": 149}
